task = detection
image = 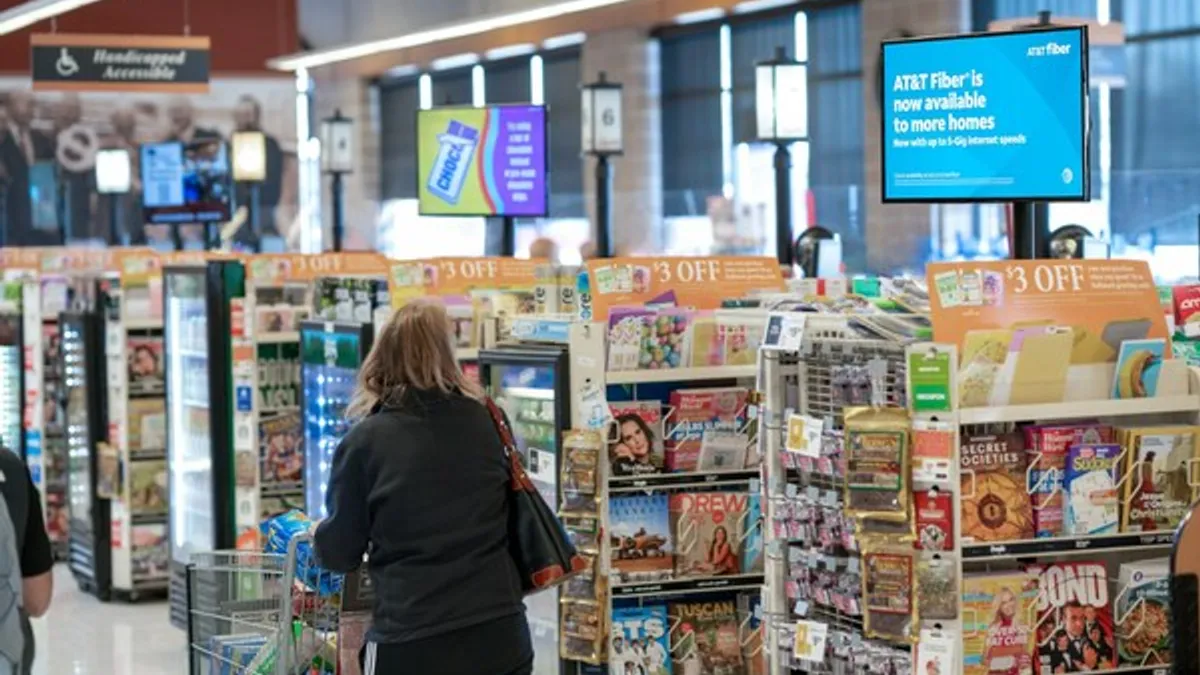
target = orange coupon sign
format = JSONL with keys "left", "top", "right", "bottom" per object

{"left": 427, "top": 257, "right": 541, "bottom": 296}
{"left": 389, "top": 260, "right": 432, "bottom": 309}
{"left": 928, "top": 259, "right": 1169, "bottom": 363}
{"left": 246, "top": 252, "right": 389, "bottom": 284}
{"left": 581, "top": 256, "right": 786, "bottom": 320}
{"left": 0, "top": 247, "right": 43, "bottom": 271}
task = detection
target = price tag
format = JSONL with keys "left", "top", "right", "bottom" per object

{"left": 785, "top": 413, "right": 823, "bottom": 458}
{"left": 792, "top": 620, "right": 829, "bottom": 660}
{"left": 763, "top": 312, "right": 806, "bottom": 351}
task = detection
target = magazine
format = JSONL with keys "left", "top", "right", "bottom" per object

{"left": 1033, "top": 562, "right": 1115, "bottom": 674}
{"left": 609, "top": 401, "right": 666, "bottom": 477}
{"left": 129, "top": 460, "right": 167, "bottom": 515}
{"left": 962, "top": 570, "right": 1037, "bottom": 675}
{"left": 127, "top": 337, "right": 164, "bottom": 394}
{"left": 609, "top": 494, "right": 674, "bottom": 583}
{"left": 666, "top": 388, "right": 748, "bottom": 472}
{"left": 259, "top": 412, "right": 303, "bottom": 490}
{"left": 670, "top": 492, "right": 750, "bottom": 578}
{"left": 670, "top": 600, "right": 742, "bottom": 675}
{"left": 610, "top": 605, "right": 672, "bottom": 675}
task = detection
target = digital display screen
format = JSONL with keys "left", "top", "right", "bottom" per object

{"left": 881, "top": 26, "right": 1088, "bottom": 202}
{"left": 416, "top": 105, "right": 548, "bottom": 217}
{"left": 301, "top": 329, "right": 361, "bottom": 518}
{"left": 140, "top": 140, "right": 232, "bottom": 224}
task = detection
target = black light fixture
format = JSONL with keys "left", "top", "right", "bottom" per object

{"left": 581, "top": 70, "right": 623, "bottom": 258}
{"left": 231, "top": 130, "right": 267, "bottom": 251}
{"left": 755, "top": 46, "right": 808, "bottom": 266}
{"left": 94, "top": 148, "right": 132, "bottom": 245}
{"left": 320, "top": 109, "right": 354, "bottom": 252}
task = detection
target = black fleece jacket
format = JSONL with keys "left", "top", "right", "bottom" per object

{"left": 313, "top": 388, "right": 525, "bottom": 644}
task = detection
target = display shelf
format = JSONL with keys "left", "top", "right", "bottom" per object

{"left": 256, "top": 331, "right": 300, "bottom": 344}
{"left": 608, "top": 468, "right": 759, "bottom": 491}
{"left": 455, "top": 347, "right": 479, "bottom": 361}
{"left": 961, "top": 530, "right": 1176, "bottom": 561}
{"left": 957, "top": 394, "right": 1200, "bottom": 425}
{"left": 611, "top": 573, "right": 764, "bottom": 598}
{"left": 606, "top": 364, "right": 757, "bottom": 385}
{"left": 130, "top": 513, "right": 168, "bottom": 526}
{"left": 177, "top": 349, "right": 209, "bottom": 360}
{"left": 129, "top": 449, "right": 166, "bottom": 461}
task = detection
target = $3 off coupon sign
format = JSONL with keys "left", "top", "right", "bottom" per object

{"left": 581, "top": 257, "right": 785, "bottom": 320}
{"left": 428, "top": 257, "right": 541, "bottom": 297}
{"left": 927, "top": 260, "right": 1169, "bottom": 363}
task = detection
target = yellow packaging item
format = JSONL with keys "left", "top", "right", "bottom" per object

{"left": 844, "top": 406, "right": 911, "bottom": 522}
{"left": 862, "top": 543, "right": 916, "bottom": 643}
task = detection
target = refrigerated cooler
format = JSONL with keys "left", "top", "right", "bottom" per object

{"left": 165, "top": 262, "right": 243, "bottom": 628}
{"left": 0, "top": 314, "right": 21, "bottom": 458}
{"left": 62, "top": 309, "right": 111, "bottom": 599}
{"left": 479, "top": 345, "right": 570, "bottom": 675}
{"left": 300, "top": 320, "right": 373, "bottom": 518}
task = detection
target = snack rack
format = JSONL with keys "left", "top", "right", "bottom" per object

{"left": 758, "top": 315, "right": 915, "bottom": 674}
{"left": 759, "top": 316, "right": 1197, "bottom": 674}
{"left": 558, "top": 320, "right": 766, "bottom": 674}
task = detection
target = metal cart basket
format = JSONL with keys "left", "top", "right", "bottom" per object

{"left": 186, "top": 533, "right": 344, "bottom": 674}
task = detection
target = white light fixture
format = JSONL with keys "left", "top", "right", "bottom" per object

{"left": 0, "top": 0, "right": 102, "bottom": 36}
{"left": 486, "top": 43, "right": 537, "bottom": 60}
{"left": 320, "top": 110, "right": 354, "bottom": 174}
{"left": 268, "top": 0, "right": 635, "bottom": 71}
{"left": 674, "top": 7, "right": 725, "bottom": 24}
{"left": 542, "top": 32, "right": 586, "bottom": 50}
{"left": 385, "top": 64, "right": 420, "bottom": 79}
{"left": 94, "top": 148, "right": 131, "bottom": 195}
{"left": 733, "top": 0, "right": 794, "bottom": 14}
{"left": 755, "top": 46, "right": 807, "bottom": 142}
{"left": 231, "top": 131, "right": 267, "bottom": 182}
{"left": 581, "top": 71, "right": 623, "bottom": 155}
{"left": 431, "top": 52, "right": 481, "bottom": 71}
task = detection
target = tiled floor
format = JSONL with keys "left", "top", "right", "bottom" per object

{"left": 33, "top": 565, "right": 186, "bottom": 674}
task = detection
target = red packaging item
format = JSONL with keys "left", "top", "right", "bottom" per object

{"left": 1172, "top": 284, "right": 1200, "bottom": 335}
{"left": 914, "top": 489, "right": 953, "bottom": 551}
{"left": 1024, "top": 423, "right": 1113, "bottom": 538}
{"left": 1031, "top": 562, "right": 1115, "bottom": 673}
{"left": 665, "top": 387, "right": 748, "bottom": 472}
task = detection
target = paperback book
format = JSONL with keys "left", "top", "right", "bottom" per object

{"left": 1120, "top": 425, "right": 1200, "bottom": 533}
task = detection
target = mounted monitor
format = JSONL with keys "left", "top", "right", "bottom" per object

{"left": 416, "top": 104, "right": 548, "bottom": 217}
{"left": 881, "top": 26, "right": 1089, "bottom": 203}
{"left": 140, "top": 139, "right": 232, "bottom": 224}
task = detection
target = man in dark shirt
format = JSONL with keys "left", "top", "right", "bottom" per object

{"left": 0, "top": 445, "right": 54, "bottom": 674}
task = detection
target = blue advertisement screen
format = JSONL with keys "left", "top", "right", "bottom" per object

{"left": 882, "top": 27, "right": 1088, "bottom": 202}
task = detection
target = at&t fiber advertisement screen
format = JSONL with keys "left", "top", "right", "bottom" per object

{"left": 417, "top": 105, "right": 548, "bottom": 217}
{"left": 882, "top": 26, "right": 1088, "bottom": 202}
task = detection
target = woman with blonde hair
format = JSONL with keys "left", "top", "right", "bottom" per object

{"left": 314, "top": 299, "right": 532, "bottom": 675}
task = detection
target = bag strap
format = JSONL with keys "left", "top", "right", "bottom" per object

{"left": 482, "top": 397, "right": 538, "bottom": 493}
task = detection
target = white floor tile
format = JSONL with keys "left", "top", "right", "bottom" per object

{"left": 34, "top": 565, "right": 186, "bottom": 675}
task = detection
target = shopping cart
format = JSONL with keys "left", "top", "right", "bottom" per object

{"left": 186, "top": 533, "right": 344, "bottom": 675}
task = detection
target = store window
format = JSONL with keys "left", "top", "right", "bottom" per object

{"left": 1110, "top": 0, "right": 1200, "bottom": 281}
{"left": 660, "top": 26, "right": 725, "bottom": 223}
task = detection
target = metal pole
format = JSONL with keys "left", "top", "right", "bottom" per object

{"left": 1011, "top": 201, "right": 1049, "bottom": 259}
{"left": 773, "top": 141, "right": 793, "bottom": 265}
{"left": 331, "top": 172, "right": 345, "bottom": 252}
{"left": 249, "top": 183, "right": 262, "bottom": 253}
{"left": 500, "top": 216, "right": 515, "bottom": 257}
{"left": 595, "top": 154, "right": 613, "bottom": 257}
{"left": 0, "top": 184, "right": 8, "bottom": 247}
{"left": 108, "top": 194, "right": 121, "bottom": 245}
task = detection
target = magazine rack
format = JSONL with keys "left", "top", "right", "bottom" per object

{"left": 555, "top": 318, "right": 767, "bottom": 670}
{"left": 759, "top": 323, "right": 1200, "bottom": 675}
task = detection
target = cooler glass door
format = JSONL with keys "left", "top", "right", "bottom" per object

{"left": 166, "top": 270, "right": 214, "bottom": 565}
{"left": 481, "top": 346, "right": 568, "bottom": 675}
{"left": 0, "top": 315, "right": 20, "bottom": 456}
{"left": 301, "top": 322, "right": 371, "bottom": 518}
{"left": 63, "top": 320, "right": 93, "bottom": 542}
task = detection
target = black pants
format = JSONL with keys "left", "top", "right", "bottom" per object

{"left": 359, "top": 614, "right": 533, "bottom": 675}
